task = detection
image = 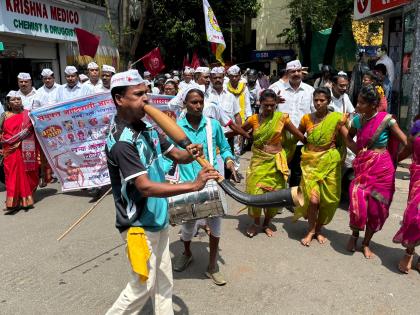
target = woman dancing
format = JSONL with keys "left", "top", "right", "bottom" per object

{"left": 243, "top": 89, "right": 305, "bottom": 237}
{"left": 346, "top": 85, "right": 407, "bottom": 258}
{"left": 393, "top": 115, "right": 420, "bottom": 273}
{"left": 295, "top": 87, "right": 349, "bottom": 246}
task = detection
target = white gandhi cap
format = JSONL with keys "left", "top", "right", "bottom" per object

{"left": 65, "top": 66, "right": 78, "bottom": 75}
{"left": 6, "top": 90, "right": 19, "bottom": 98}
{"left": 17, "top": 72, "right": 31, "bottom": 80}
{"left": 227, "top": 65, "right": 240, "bottom": 75}
{"left": 195, "top": 67, "right": 210, "bottom": 74}
{"left": 102, "top": 65, "right": 116, "bottom": 73}
{"left": 110, "top": 69, "right": 145, "bottom": 91}
{"left": 87, "top": 62, "right": 99, "bottom": 70}
{"left": 286, "top": 60, "right": 302, "bottom": 71}
{"left": 41, "top": 68, "right": 54, "bottom": 77}
{"left": 211, "top": 66, "right": 225, "bottom": 74}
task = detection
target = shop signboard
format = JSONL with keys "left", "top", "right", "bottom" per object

{"left": 0, "top": 0, "right": 81, "bottom": 41}
{"left": 354, "top": 0, "right": 411, "bottom": 20}
{"left": 250, "top": 49, "right": 295, "bottom": 61}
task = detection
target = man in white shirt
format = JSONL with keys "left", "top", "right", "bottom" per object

{"left": 169, "top": 67, "right": 211, "bottom": 108}
{"left": 268, "top": 68, "right": 288, "bottom": 94}
{"left": 178, "top": 67, "right": 195, "bottom": 91}
{"left": 246, "top": 69, "right": 261, "bottom": 113}
{"left": 278, "top": 60, "right": 314, "bottom": 189}
{"left": 376, "top": 44, "right": 395, "bottom": 86}
{"left": 207, "top": 67, "right": 241, "bottom": 129}
{"left": 56, "top": 66, "right": 94, "bottom": 102}
{"left": 329, "top": 73, "right": 354, "bottom": 114}
{"left": 33, "top": 68, "right": 60, "bottom": 109}
{"left": 16, "top": 73, "right": 37, "bottom": 110}
{"left": 226, "top": 65, "right": 252, "bottom": 120}
{"left": 99, "top": 65, "right": 116, "bottom": 92}
{"left": 84, "top": 62, "right": 103, "bottom": 92}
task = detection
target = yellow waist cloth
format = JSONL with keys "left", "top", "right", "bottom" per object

{"left": 126, "top": 227, "right": 151, "bottom": 283}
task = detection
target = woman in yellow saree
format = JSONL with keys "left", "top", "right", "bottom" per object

{"left": 295, "top": 87, "right": 349, "bottom": 246}
{"left": 242, "top": 89, "right": 305, "bottom": 237}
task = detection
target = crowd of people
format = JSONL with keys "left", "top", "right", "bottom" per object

{"left": 0, "top": 62, "right": 116, "bottom": 212}
{"left": 0, "top": 48, "right": 418, "bottom": 314}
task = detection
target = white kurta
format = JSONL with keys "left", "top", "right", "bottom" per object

{"left": 56, "top": 82, "right": 94, "bottom": 102}
{"left": 16, "top": 88, "right": 37, "bottom": 110}
{"left": 33, "top": 83, "right": 60, "bottom": 109}
{"left": 84, "top": 79, "right": 104, "bottom": 93}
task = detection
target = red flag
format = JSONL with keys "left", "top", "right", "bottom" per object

{"left": 74, "top": 28, "right": 100, "bottom": 58}
{"left": 183, "top": 53, "right": 191, "bottom": 69}
{"left": 190, "top": 51, "right": 200, "bottom": 69}
{"left": 139, "top": 47, "right": 165, "bottom": 77}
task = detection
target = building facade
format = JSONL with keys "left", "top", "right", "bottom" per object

{"left": 251, "top": 0, "right": 295, "bottom": 75}
{"left": 0, "top": 0, "right": 118, "bottom": 99}
{"left": 354, "top": 0, "right": 419, "bottom": 129}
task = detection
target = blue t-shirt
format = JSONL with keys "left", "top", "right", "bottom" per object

{"left": 106, "top": 117, "right": 173, "bottom": 232}
{"left": 177, "top": 116, "right": 233, "bottom": 182}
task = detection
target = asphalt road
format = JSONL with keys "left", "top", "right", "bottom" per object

{"left": 0, "top": 153, "right": 418, "bottom": 315}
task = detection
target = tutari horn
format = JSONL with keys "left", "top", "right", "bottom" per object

{"left": 143, "top": 104, "right": 303, "bottom": 208}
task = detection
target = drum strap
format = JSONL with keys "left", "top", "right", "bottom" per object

{"left": 205, "top": 118, "right": 214, "bottom": 166}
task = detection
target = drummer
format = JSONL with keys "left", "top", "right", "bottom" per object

{"left": 172, "top": 86, "right": 237, "bottom": 286}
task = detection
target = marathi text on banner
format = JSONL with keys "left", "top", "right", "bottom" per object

{"left": 30, "top": 93, "right": 115, "bottom": 191}
{"left": 143, "top": 94, "right": 181, "bottom": 182}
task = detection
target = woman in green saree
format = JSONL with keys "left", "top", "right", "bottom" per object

{"left": 242, "top": 89, "right": 305, "bottom": 237}
{"left": 295, "top": 87, "right": 350, "bottom": 246}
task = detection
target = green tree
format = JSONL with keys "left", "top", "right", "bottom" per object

{"left": 82, "top": 0, "right": 260, "bottom": 69}
{"left": 280, "top": 0, "right": 353, "bottom": 69}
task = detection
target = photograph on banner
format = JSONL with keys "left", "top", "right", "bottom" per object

{"left": 144, "top": 94, "right": 181, "bottom": 182}
{"left": 30, "top": 93, "right": 115, "bottom": 191}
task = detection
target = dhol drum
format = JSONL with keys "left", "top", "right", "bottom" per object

{"left": 168, "top": 180, "right": 227, "bottom": 225}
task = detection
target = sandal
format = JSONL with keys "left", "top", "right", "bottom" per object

{"left": 246, "top": 224, "right": 258, "bottom": 238}
{"left": 263, "top": 225, "right": 274, "bottom": 237}
{"left": 398, "top": 253, "right": 414, "bottom": 274}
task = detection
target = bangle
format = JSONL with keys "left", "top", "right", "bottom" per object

{"left": 226, "top": 159, "right": 234, "bottom": 166}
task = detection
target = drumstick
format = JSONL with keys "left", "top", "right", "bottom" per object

{"left": 57, "top": 187, "right": 111, "bottom": 241}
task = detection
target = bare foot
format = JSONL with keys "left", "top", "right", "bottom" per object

{"left": 300, "top": 232, "right": 315, "bottom": 247}
{"left": 246, "top": 224, "right": 258, "bottom": 238}
{"left": 346, "top": 235, "right": 358, "bottom": 252}
{"left": 398, "top": 254, "right": 413, "bottom": 274}
{"left": 315, "top": 233, "right": 328, "bottom": 244}
{"left": 263, "top": 226, "right": 274, "bottom": 237}
{"left": 362, "top": 245, "right": 375, "bottom": 259}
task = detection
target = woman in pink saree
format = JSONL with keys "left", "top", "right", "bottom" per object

{"left": 346, "top": 85, "right": 407, "bottom": 259}
{"left": 393, "top": 116, "right": 420, "bottom": 273}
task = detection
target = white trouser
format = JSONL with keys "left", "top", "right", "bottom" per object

{"left": 106, "top": 228, "right": 174, "bottom": 315}
{"left": 181, "top": 216, "right": 222, "bottom": 242}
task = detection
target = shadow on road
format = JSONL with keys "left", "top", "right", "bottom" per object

{"left": 226, "top": 212, "right": 405, "bottom": 275}
{"left": 61, "top": 242, "right": 125, "bottom": 274}
{"left": 140, "top": 294, "right": 189, "bottom": 314}
{"left": 35, "top": 187, "right": 58, "bottom": 203}
{"left": 169, "top": 231, "right": 226, "bottom": 281}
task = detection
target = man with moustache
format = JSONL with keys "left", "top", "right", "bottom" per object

{"left": 84, "top": 62, "right": 103, "bottom": 92}
{"left": 33, "top": 69, "right": 60, "bottom": 109}
{"left": 329, "top": 73, "right": 354, "bottom": 114}
{"left": 277, "top": 60, "right": 314, "bottom": 191}
{"left": 99, "top": 65, "right": 116, "bottom": 92}
{"left": 178, "top": 67, "right": 195, "bottom": 91}
{"left": 16, "top": 73, "right": 37, "bottom": 110}
{"left": 56, "top": 66, "right": 94, "bottom": 102}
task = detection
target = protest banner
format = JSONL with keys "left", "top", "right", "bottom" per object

{"left": 30, "top": 93, "right": 115, "bottom": 191}
{"left": 144, "top": 94, "right": 181, "bottom": 182}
